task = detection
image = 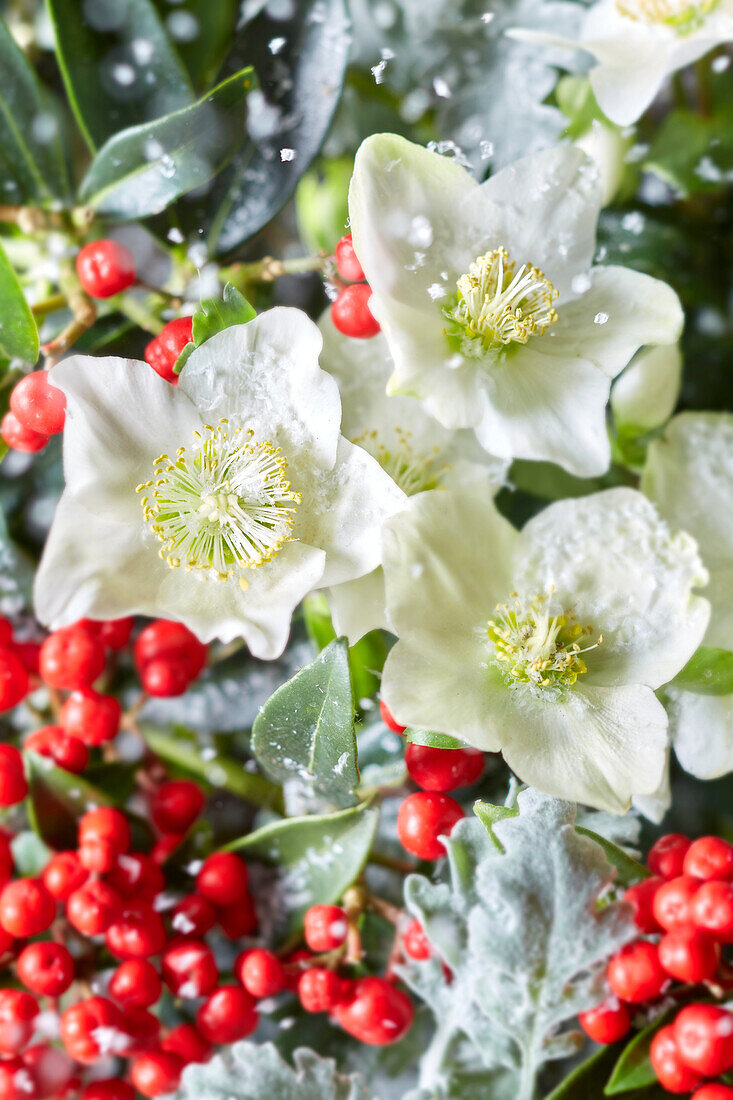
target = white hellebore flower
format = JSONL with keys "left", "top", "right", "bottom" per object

{"left": 611, "top": 343, "right": 682, "bottom": 434}
{"left": 33, "top": 309, "right": 403, "bottom": 659}
{"left": 381, "top": 485, "right": 709, "bottom": 812}
{"left": 642, "top": 413, "right": 733, "bottom": 779}
{"left": 319, "top": 312, "right": 507, "bottom": 641}
{"left": 508, "top": 0, "right": 733, "bottom": 126}
{"left": 349, "top": 135, "right": 683, "bottom": 477}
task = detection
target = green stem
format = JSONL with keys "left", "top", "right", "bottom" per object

{"left": 32, "top": 293, "right": 67, "bottom": 318}
{"left": 223, "top": 252, "right": 330, "bottom": 286}
{"left": 116, "top": 293, "right": 165, "bottom": 336}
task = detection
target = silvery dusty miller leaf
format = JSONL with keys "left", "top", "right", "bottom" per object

{"left": 172, "top": 1041, "right": 374, "bottom": 1100}
{"left": 401, "top": 789, "right": 636, "bottom": 1100}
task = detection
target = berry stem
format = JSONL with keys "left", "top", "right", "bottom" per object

{"left": 31, "top": 293, "right": 68, "bottom": 318}
{"left": 223, "top": 252, "right": 331, "bottom": 286}
{"left": 116, "top": 293, "right": 166, "bottom": 337}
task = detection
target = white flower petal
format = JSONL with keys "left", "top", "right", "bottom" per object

{"left": 479, "top": 145, "right": 602, "bottom": 296}
{"left": 328, "top": 568, "right": 390, "bottom": 642}
{"left": 547, "top": 266, "right": 683, "bottom": 380}
{"left": 633, "top": 756, "right": 671, "bottom": 824}
{"left": 501, "top": 681, "right": 669, "bottom": 813}
{"left": 669, "top": 687, "right": 733, "bottom": 780}
{"left": 611, "top": 344, "right": 682, "bottom": 432}
{"left": 515, "top": 487, "right": 710, "bottom": 689}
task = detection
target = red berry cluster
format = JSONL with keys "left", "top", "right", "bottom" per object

{"left": 581, "top": 832, "right": 733, "bottom": 1098}
{"left": 330, "top": 234, "right": 381, "bottom": 339}
{"left": 380, "top": 698, "right": 483, "bottom": 861}
{"left": 2, "top": 372, "right": 66, "bottom": 455}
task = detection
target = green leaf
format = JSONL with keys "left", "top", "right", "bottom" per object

{"left": 10, "top": 831, "right": 52, "bottom": 877}
{"left": 25, "top": 750, "right": 113, "bottom": 849}
{"left": 509, "top": 459, "right": 606, "bottom": 501}
{"left": 406, "top": 729, "right": 464, "bottom": 750}
{"left": 473, "top": 800, "right": 518, "bottom": 849}
{"left": 173, "top": 1042, "right": 375, "bottom": 1100}
{"left": 223, "top": 802, "right": 378, "bottom": 941}
{"left": 251, "top": 638, "right": 359, "bottom": 808}
{"left": 295, "top": 157, "right": 352, "bottom": 254}
{"left": 79, "top": 68, "right": 255, "bottom": 220}
{"left": 206, "top": 0, "right": 350, "bottom": 254}
{"left": 0, "top": 16, "right": 71, "bottom": 204}
{"left": 672, "top": 646, "right": 733, "bottom": 695}
{"left": 0, "top": 241, "right": 39, "bottom": 363}
{"left": 173, "top": 282, "right": 255, "bottom": 373}
{"left": 556, "top": 75, "right": 607, "bottom": 139}
{"left": 546, "top": 1044, "right": 623, "bottom": 1100}
{"left": 301, "top": 595, "right": 390, "bottom": 703}
{"left": 646, "top": 108, "right": 733, "bottom": 197}
{"left": 47, "top": 0, "right": 193, "bottom": 151}
{"left": 154, "top": 0, "right": 239, "bottom": 92}
{"left": 576, "top": 826, "right": 651, "bottom": 887}
{"left": 605, "top": 1010, "right": 676, "bottom": 1094}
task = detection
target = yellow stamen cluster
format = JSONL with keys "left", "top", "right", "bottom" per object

{"left": 352, "top": 428, "right": 447, "bottom": 496}
{"left": 445, "top": 247, "right": 559, "bottom": 354}
{"left": 487, "top": 592, "right": 602, "bottom": 688}
{"left": 137, "top": 420, "right": 300, "bottom": 588}
{"left": 616, "top": 0, "right": 718, "bottom": 30}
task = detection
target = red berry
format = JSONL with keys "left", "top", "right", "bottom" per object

{"left": 0, "top": 744, "right": 27, "bottom": 805}
{"left": 59, "top": 690, "right": 121, "bottom": 746}
{"left": 236, "top": 949, "right": 286, "bottom": 999}
{"left": 0, "top": 620, "right": 12, "bottom": 648}
{"left": 1, "top": 411, "right": 48, "bottom": 454}
{"left": 60, "top": 997, "right": 123, "bottom": 1063}
{"left": 692, "top": 1086, "right": 733, "bottom": 1100}
{"left": 0, "top": 989, "right": 39, "bottom": 1054}
{"left": 130, "top": 1052, "right": 183, "bottom": 1098}
{"left": 66, "top": 880, "right": 121, "bottom": 936}
{"left": 162, "top": 938, "right": 218, "bottom": 999}
{"left": 195, "top": 986, "right": 258, "bottom": 1044}
{"left": 651, "top": 1025, "right": 703, "bottom": 1094}
{"left": 658, "top": 926, "right": 720, "bottom": 983}
{"left": 0, "top": 879, "right": 55, "bottom": 937}
{"left": 151, "top": 780, "right": 205, "bottom": 834}
{"left": 144, "top": 317, "right": 193, "bottom": 385}
{"left": 39, "top": 627, "right": 105, "bottom": 691}
{"left": 76, "top": 240, "right": 136, "bottom": 299}
{"left": 105, "top": 904, "right": 167, "bottom": 959}
{"left": 216, "top": 893, "right": 258, "bottom": 939}
{"left": 42, "top": 851, "right": 87, "bottom": 901}
{"left": 624, "top": 876, "right": 663, "bottom": 933}
{"left": 139, "top": 659, "right": 191, "bottom": 697}
{"left": 691, "top": 880, "right": 733, "bottom": 941}
{"left": 653, "top": 875, "right": 701, "bottom": 930}
{"left": 331, "top": 284, "right": 380, "bottom": 338}
{"left": 684, "top": 836, "right": 733, "bottom": 881}
{"left": 10, "top": 372, "right": 66, "bottom": 436}
{"left": 405, "top": 743, "right": 483, "bottom": 792}
{"left": 78, "top": 807, "right": 130, "bottom": 872}
{"left": 106, "top": 852, "right": 164, "bottom": 902}
{"left": 170, "top": 893, "right": 216, "bottom": 937}
{"left": 403, "top": 918, "right": 431, "bottom": 960}
{"left": 648, "top": 834, "right": 692, "bottom": 879}
{"left": 607, "top": 941, "right": 667, "bottom": 1004}
{"left": 119, "top": 1006, "right": 159, "bottom": 1056}
{"left": 134, "top": 620, "right": 207, "bottom": 679}
{"left": 160, "top": 1023, "right": 211, "bottom": 1065}
{"left": 0, "top": 652, "right": 29, "bottom": 715}
{"left": 298, "top": 967, "right": 346, "bottom": 1013}
{"left": 22, "top": 1044, "right": 74, "bottom": 1098}
{"left": 304, "top": 905, "right": 348, "bottom": 952}
{"left": 0, "top": 1058, "right": 38, "bottom": 1100}
{"left": 151, "top": 832, "right": 184, "bottom": 865}
{"left": 96, "top": 617, "right": 134, "bottom": 650}
{"left": 334, "top": 234, "right": 365, "bottom": 283}
{"left": 673, "top": 1003, "right": 733, "bottom": 1076}
{"left": 109, "top": 959, "right": 162, "bottom": 1009}
{"left": 24, "top": 725, "right": 88, "bottom": 774}
{"left": 379, "top": 698, "right": 406, "bottom": 734}
{"left": 196, "top": 852, "right": 248, "bottom": 905}
{"left": 0, "top": 835, "right": 12, "bottom": 890}
{"left": 82, "top": 1082, "right": 136, "bottom": 1100}
{"left": 13, "top": 643, "right": 40, "bottom": 677}
{"left": 578, "top": 997, "right": 631, "bottom": 1044}
{"left": 397, "top": 792, "right": 464, "bottom": 860}
{"left": 16, "top": 942, "right": 74, "bottom": 997}
{"left": 334, "top": 977, "right": 414, "bottom": 1045}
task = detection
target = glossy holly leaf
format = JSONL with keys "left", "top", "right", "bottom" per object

{"left": 400, "top": 792, "right": 636, "bottom": 1098}
{"left": 206, "top": 0, "right": 351, "bottom": 254}
{"left": 672, "top": 646, "right": 733, "bottom": 695}
{"left": 154, "top": 0, "right": 239, "bottom": 92}
{"left": 605, "top": 1010, "right": 676, "bottom": 1094}
{"left": 25, "top": 750, "right": 113, "bottom": 850}
{"left": 0, "top": 242, "right": 39, "bottom": 364}
{"left": 47, "top": 0, "right": 193, "bottom": 151}
{"left": 173, "top": 283, "right": 255, "bottom": 373}
{"left": 224, "top": 802, "right": 378, "bottom": 941}
{"left": 0, "top": 17, "right": 71, "bottom": 204}
{"left": 173, "top": 1041, "right": 374, "bottom": 1100}
{"left": 251, "top": 638, "right": 359, "bottom": 808}
{"left": 545, "top": 1044, "right": 622, "bottom": 1100}
{"left": 406, "top": 729, "right": 464, "bottom": 750}
{"left": 79, "top": 68, "right": 255, "bottom": 220}
{"left": 302, "top": 594, "right": 389, "bottom": 704}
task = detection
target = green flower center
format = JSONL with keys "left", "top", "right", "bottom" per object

{"left": 443, "top": 247, "right": 559, "bottom": 357}
{"left": 616, "top": 0, "right": 719, "bottom": 32}
{"left": 353, "top": 429, "right": 447, "bottom": 496}
{"left": 487, "top": 593, "right": 602, "bottom": 688}
{"left": 137, "top": 420, "right": 300, "bottom": 587}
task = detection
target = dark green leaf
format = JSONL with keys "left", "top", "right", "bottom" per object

{"left": 672, "top": 646, "right": 733, "bottom": 695}
{"left": 545, "top": 1044, "right": 622, "bottom": 1100}
{"left": 605, "top": 1010, "right": 675, "bottom": 1094}
{"left": 251, "top": 638, "right": 359, "bottom": 808}
{"left": 47, "top": 0, "right": 193, "bottom": 151}
{"left": 174, "top": 282, "right": 256, "bottom": 373}
{"left": 206, "top": 0, "right": 350, "bottom": 254}
{"left": 25, "top": 750, "right": 113, "bottom": 849}
{"left": 223, "top": 802, "right": 378, "bottom": 941}
{"left": 302, "top": 594, "right": 389, "bottom": 704}
{"left": 295, "top": 157, "right": 352, "bottom": 254}
{"left": 646, "top": 108, "right": 733, "bottom": 198}
{"left": 79, "top": 67, "right": 255, "bottom": 219}
{"left": 154, "top": 0, "right": 239, "bottom": 91}
{"left": 0, "top": 241, "right": 39, "bottom": 363}
{"left": 509, "top": 459, "right": 606, "bottom": 501}
{"left": 406, "top": 729, "right": 464, "bottom": 750}
{"left": 0, "top": 16, "right": 71, "bottom": 203}
{"left": 576, "top": 826, "right": 650, "bottom": 887}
